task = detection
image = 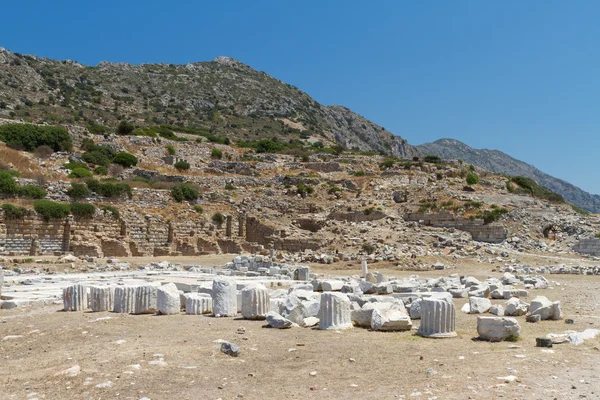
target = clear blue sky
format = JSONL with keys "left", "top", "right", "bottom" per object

{"left": 2, "top": 1, "right": 599, "bottom": 194}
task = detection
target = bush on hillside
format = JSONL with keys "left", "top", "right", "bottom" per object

{"left": 101, "top": 205, "right": 120, "bottom": 219}
{"left": 113, "top": 152, "right": 138, "bottom": 168}
{"left": 0, "top": 123, "right": 72, "bottom": 152}
{"left": 70, "top": 202, "right": 95, "bottom": 219}
{"left": 1, "top": 203, "right": 30, "bottom": 219}
{"left": 0, "top": 170, "right": 20, "bottom": 195}
{"left": 86, "top": 179, "right": 132, "bottom": 198}
{"left": 174, "top": 160, "right": 190, "bottom": 171}
{"left": 211, "top": 148, "right": 223, "bottom": 159}
{"left": 117, "top": 120, "right": 135, "bottom": 135}
{"left": 33, "top": 200, "right": 70, "bottom": 221}
{"left": 69, "top": 167, "right": 93, "bottom": 178}
{"left": 68, "top": 183, "right": 90, "bottom": 199}
{"left": 171, "top": 183, "right": 198, "bottom": 202}
{"left": 19, "top": 185, "right": 46, "bottom": 199}
{"left": 466, "top": 173, "right": 479, "bottom": 185}
{"left": 211, "top": 212, "right": 225, "bottom": 225}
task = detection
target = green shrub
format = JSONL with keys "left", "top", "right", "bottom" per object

{"left": 296, "top": 182, "right": 314, "bottom": 197}
{"left": 0, "top": 170, "right": 20, "bottom": 195}
{"left": 1, "top": 204, "right": 30, "bottom": 219}
{"left": 466, "top": 173, "right": 479, "bottom": 185}
{"left": 101, "top": 205, "right": 120, "bottom": 219}
{"left": 363, "top": 207, "right": 375, "bottom": 215}
{"left": 225, "top": 183, "right": 236, "bottom": 191}
{"left": 510, "top": 176, "right": 565, "bottom": 203}
{"left": 0, "top": 123, "right": 72, "bottom": 152}
{"left": 353, "top": 170, "right": 366, "bottom": 177}
{"left": 506, "top": 181, "right": 515, "bottom": 193}
{"left": 94, "top": 166, "right": 108, "bottom": 175}
{"left": 211, "top": 212, "right": 225, "bottom": 225}
{"left": 361, "top": 243, "right": 376, "bottom": 254}
{"left": 19, "top": 185, "right": 46, "bottom": 199}
{"left": 571, "top": 205, "right": 590, "bottom": 216}
{"left": 68, "top": 183, "right": 90, "bottom": 199}
{"left": 86, "top": 179, "right": 132, "bottom": 198}
{"left": 166, "top": 145, "right": 175, "bottom": 155}
{"left": 476, "top": 207, "right": 509, "bottom": 224}
{"left": 171, "top": 183, "right": 198, "bottom": 202}
{"left": 34, "top": 200, "right": 70, "bottom": 221}
{"left": 193, "top": 205, "right": 203, "bottom": 213}
{"left": 174, "top": 160, "right": 190, "bottom": 171}
{"left": 81, "top": 146, "right": 116, "bottom": 166}
{"left": 211, "top": 148, "right": 223, "bottom": 159}
{"left": 70, "top": 202, "right": 95, "bottom": 219}
{"left": 113, "top": 152, "right": 138, "bottom": 168}
{"left": 424, "top": 155, "right": 442, "bottom": 163}
{"left": 117, "top": 120, "right": 135, "bottom": 135}
{"left": 69, "top": 167, "right": 93, "bottom": 178}
{"left": 379, "top": 158, "right": 396, "bottom": 170}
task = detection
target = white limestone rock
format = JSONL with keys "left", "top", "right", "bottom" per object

{"left": 477, "top": 317, "right": 520, "bottom": 342}
{"left": 212, "top": 278, "right": 237, "bottom": 317}
{"left": 266, "top": 311, "right": 293, "bottom": 329}
{"left": 321, "top": 280, "right": 344, "bottom": 292}
{"left": 409, "top": 298, "right": 422, "bottom": 320}
{"left": 157, "top": 283, "right": 180, "bottom": 315}
{"left": 371, "top": 307, "right": 412, "bottom": 331}
{"left": 530, "top": 296, "right": 562, "bottom": 320}
{"left": 505, "top": 297, "right": 529, "bottom": 316}
{"left": 489, "top": 304, "right": 505, "bottom": 316}
{"left": 469, "top": 297, "right": 491, "bottom": 314}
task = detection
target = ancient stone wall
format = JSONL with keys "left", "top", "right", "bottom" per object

{"left": 573, "top": 238, "right": 600, "bottom": 256}
{"left": 404, "top": 211, "right": 507, "bottom": 244}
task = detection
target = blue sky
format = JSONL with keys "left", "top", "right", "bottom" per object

{"left": 2, "top": 1, "right": 599, "bottom": 194}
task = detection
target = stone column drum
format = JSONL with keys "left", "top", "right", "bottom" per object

{"left": 185, "top": 293, "right": 212, "bottom": 315}
{"left": 417, "top": 298, "right": 457, "bottom": 338}
{"left": 113, "top": 286, "right": 137, "bottom": 313}
{"left": 241, "top": 285, "right": 270, "bottom": 320}
{"left": 90, "top": 286, "right": 114, "bottom": 312}
{"left": 212, "top": 279, "right": 237, "bottom": 317}
{"left": 361, "top": 260, "right": 368, "bottom": 278}
{"left": 318, "top": 292, "right": 353, "bottom": 330}
{"left": 63, "top": 284, "right": 87, "bottom": 311}
{"left": 134, "top": 285, "right": 158, "bottom": 314}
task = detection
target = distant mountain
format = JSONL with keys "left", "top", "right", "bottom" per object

{"left": 418, "top": 138, "right": 600, "bottom": 213}
{"left": 0, "top": 47, "right": 420, "bottom": 159}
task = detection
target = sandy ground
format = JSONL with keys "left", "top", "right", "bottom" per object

{"left": 1, "top": 257, "right": 599, "bottom": 400}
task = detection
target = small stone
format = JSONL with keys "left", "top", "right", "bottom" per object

{"left": 309, "top": 371, "right": 317, "bottom": 377}
{"left": 221, "top": 342, "right": 240, "bottom": 357}
{"left": 536, "top": 337, "right": 553, "bottom": 348}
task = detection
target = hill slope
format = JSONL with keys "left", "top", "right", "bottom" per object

{"left": 0, "top": 47, "right": 419, "bottom": 159}
{"left": 418, "top": 138, "right": 600, "bottom": 213}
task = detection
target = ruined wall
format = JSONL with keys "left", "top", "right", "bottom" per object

{"left": 328, "top": 210, "right": 388, "bottom": 223}
{"left": 245, "top": 216, "right": 322, "bottom": 251}
{"left": 0, "top": 211, "right": 247, "bottom": 257}
{"left": 573, "top": 238, "right": 600, "bottom": 256}
{"left": 404, "top": 211, "right": 507, "bottom": 244}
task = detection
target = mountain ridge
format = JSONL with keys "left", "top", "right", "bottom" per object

{"left": 418, "top": 138, "right": 600, "bottom": 213}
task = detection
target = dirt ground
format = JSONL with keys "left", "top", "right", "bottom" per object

{"left": 1, "top": 256, "right": 599, "bottom": 400}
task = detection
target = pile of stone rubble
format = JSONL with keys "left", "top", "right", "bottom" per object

{"left": 500, "top": 264, "right": 600, "bottom": 276}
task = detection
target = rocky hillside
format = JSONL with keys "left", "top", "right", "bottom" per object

{"left": 418, "top": 138, "right": 600, "bottom": 213}
{"left": 0, "top": 47, "right": 419, "bottom": 159}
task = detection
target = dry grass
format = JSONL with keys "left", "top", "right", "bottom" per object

{"left": 0, "top": 145, "right": 62, "bottom": 180}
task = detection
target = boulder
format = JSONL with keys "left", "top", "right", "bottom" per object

{"left": 489, "top": 304, "right": 505, "bottom": 316}
{"left": 469, "top": 297, "right": 491, "bottom": 314}
{"left": 409, "top": 298, "right": 422, "bottom": 319}
{"left": 266, "top": 311, "right": 293, "bottom": 329}
{"left": 530, "top": 296, "right": 562, "bottom": 320}
{"left": 477, "top": 317, "right": 520, "bottom": 342}
{"left": 157, "top": 283, "right": 180, "bottom": 315}
{"left": 321, "top": 280, "right": 344, "bottom": 292}
{"left": 505, "top": 297, "right": 529, "bottom": 316}
{"left": 371, "top": 308, "right": 412, "bottom": 331}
